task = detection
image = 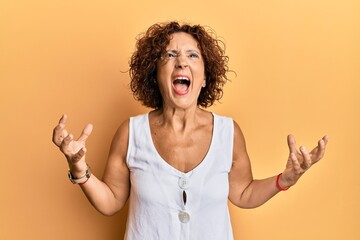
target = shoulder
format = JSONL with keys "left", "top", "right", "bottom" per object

{"left": 232, "top": 120, "right": 242, "bottom": 137}
{"left": 232, "top": 119, "right": 248, "bottom": 157}
{"left": 211, "top": 113, "right": 236, "bottom": 134}
{"left": 115, "top": 118, "right": 130, "bottom": 139}
{"left": 113, "top": 112, "right": 149, "bottom": 146}
{"left": 232, "top": 119, "right": 246, "bottom": 141}
{"left": 211, "top": 112, "right": 233, "bottom": 124}
{"left": 109, "top": 119, "right": 130, "bottom": 155}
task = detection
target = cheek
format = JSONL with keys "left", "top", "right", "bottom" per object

{"left": 192, "top": 65, "right": 206, "bottom": 81}
{"left": 157, "top": 61, "right": 173, "bottom": 76}
{"left": 156, "top": 65, "right": 167, "bottom": 83}
{"left": 191, "top": 59, "right": 205, "bottom": 74}
{"left": 156, "top": 71, "right": 171, "bottom": 95}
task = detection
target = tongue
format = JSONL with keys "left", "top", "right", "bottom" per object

{"left": 173, "top": 82, "right": 188, "bottom": 92}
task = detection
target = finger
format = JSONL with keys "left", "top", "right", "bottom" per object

{"left": 60, "top": 134, "right": 73, "bottom": 154}
{"left": 322, "top": 135, "right": 329, "bottom": 145}
{"left": 71, "top": 147, "right": 87, "bottom": 164}
{"left": 52, "top": 115, "right": 68, "bottom": 146}
{"left": 300, "top": 146, "right": 311, "bottom": 169}
{"left": 313, "top": 136, "right": 328, "bottom": 162}
{"left": 309, "top": 135, "right": 328, "bottom": 159}
{"left": 290, "top": 152, "right": 303, "bottom": 175}
{"left": 287, "top": 134, "right": 298, "bottom": 154}
{"left": 77, "top": 123, "right": 93, "bottom": 142}
{"left": 53, "top": 127, "right": 68, "bottom": 144}
{"left": 59, "top": 114, "right": 67, "bottom": 125}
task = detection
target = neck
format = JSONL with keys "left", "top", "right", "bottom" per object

{"left": 155, "top": 106, "right": 201, "bottom": 132}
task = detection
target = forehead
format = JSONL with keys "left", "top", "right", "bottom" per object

{"left": 167, "top": 32, "right": 200, "bottom": 50}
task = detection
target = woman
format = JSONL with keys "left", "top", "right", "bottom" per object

{"left": 52, "top": 22, "right": 328, "bottom": 239}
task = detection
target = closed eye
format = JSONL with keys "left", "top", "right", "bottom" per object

{"left": 165, "top": 51, "right": 178, "bottom": 59}
{"left": 189, "top": 52, "right": 199, "bottom": 58}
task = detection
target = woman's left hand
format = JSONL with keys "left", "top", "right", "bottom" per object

{"left": 279, "top": 134, "right": 329, "bottom": 188}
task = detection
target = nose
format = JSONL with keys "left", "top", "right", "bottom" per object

{"left": 175, "top": 55, "right": 189, "bottom": 69}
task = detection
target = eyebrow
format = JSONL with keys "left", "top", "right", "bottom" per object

{"left": 166, "top": 49, "right": 201, "bottom": 54}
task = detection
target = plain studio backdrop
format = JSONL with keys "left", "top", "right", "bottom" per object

{"left": 0, "top": 0, "right": 359, "bottom": 239}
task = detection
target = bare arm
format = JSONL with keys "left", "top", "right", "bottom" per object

{"left": 52, "top": 115, "right": 130, "bottom": 216}
{"left": 228, "top": 121, "right": 329, "bottom": 208}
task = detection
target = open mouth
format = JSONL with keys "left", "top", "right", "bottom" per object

{"left": 172, "top": 76, "right": 190, "bottom": 95}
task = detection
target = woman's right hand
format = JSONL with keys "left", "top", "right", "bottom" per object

{"left": 52, "top": 114, "right": 93, "bottom": 177}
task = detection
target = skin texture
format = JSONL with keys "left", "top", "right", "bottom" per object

{"left": 52, "top": 31, "right": 329, "bottom": 215}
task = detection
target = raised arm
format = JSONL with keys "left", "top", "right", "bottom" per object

{"left": 52, "top": 115, "right": 130, "bottom": 216}
{"left": 228, "top": 120, "right": 329, "bottom": 208}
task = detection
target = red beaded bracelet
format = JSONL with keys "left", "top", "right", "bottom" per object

{"left": 276, "top": 173, "right": 290, "bottom": 191}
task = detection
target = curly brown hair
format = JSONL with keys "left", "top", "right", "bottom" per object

{"left": 129, "top": 21, "right": 229, "bottom": 109}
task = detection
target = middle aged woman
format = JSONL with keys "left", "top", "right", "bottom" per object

{"left": 52, "top": 22, "right": 329, "bottom": 239}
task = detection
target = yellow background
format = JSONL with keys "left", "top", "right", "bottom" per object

{"left": 1, "top": 0, "right": 359, "bottom": 239}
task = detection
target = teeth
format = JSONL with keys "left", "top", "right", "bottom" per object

{"left": 173, "top": 77, "right": 190, "bottom": 86}
{"left": 175, "top": 76, "right": 189, "bottom": 81}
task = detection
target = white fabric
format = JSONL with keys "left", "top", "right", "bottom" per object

{"left": 125, "top": 112, "right": 234, "bottom": 240}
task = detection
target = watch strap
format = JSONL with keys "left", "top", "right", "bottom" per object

{"left": 68, "top": 166, "right": 91, "bottom": 184}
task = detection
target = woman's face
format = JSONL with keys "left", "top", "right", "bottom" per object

{"left": 157, "top": 32, "right": 206, "bottom": 110}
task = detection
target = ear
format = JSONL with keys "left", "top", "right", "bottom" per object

{"left": 202, "top": 79, "right": 206, "bottom": 88}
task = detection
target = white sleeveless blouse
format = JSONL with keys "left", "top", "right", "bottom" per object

{"left": 125, "top": 112, "right": 234, "bottom": 240}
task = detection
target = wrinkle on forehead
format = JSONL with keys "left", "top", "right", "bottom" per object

{"left": 167, "top": 32, "right": 201, "bottom": 53}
